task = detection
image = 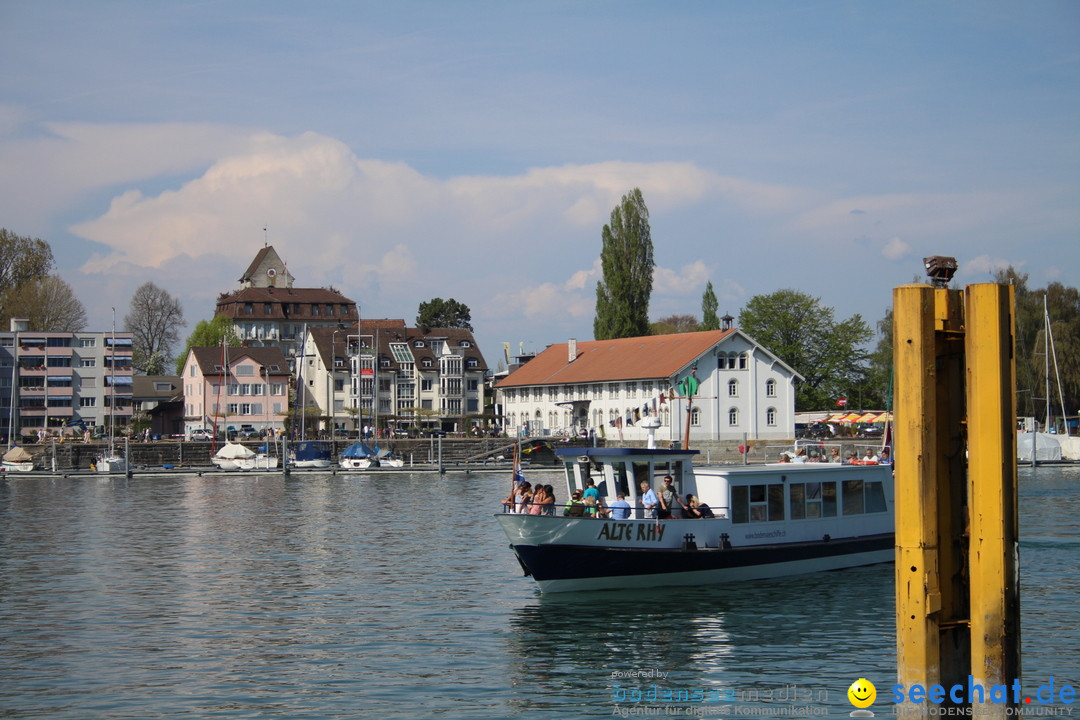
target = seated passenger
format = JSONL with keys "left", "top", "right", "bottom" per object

{"left": 686, "top": 494, "right": 715, "bottom": 519}
{"left": 878, "top": 447, "right": 892, "bottom": 465}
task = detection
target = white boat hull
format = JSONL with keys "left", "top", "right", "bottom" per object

{"left": 2, "top": 461, "right": 33, "bottom": 472}
{"left": 96, "top": 456, "right": 128, "bottom": 473}
{"left": 340, "top": 457, "right": 374, "bottom": 470}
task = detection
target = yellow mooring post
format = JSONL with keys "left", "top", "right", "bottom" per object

{"left": 965, "top": 283, "right": 1020, "bottom": 715}
{"left": 893, "top": 282, "right": 1020, "bottom": 719}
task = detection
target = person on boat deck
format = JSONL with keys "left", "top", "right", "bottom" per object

{"left": 660, "top": 475, "right": 686, "bottom": 518}
{"left": 791, "top": 448, "right": 808, "bottom": 463}
{"left": 514, "top": 481, "right": 533, "bottom": 513}
{"left": 829, "top": 447, "right": 841, "bottom": 463}
{"left": 843, "top": 451, "right": 858, "bottom": 465}
{"left": 877, "top": 447, "right": 892, "bottom": 465}
{"left": 686, "top": 494, "right": 715, "bottom": 519}
{"left": 542, "top": 484, "right": 557, "bottom": 515}
{"left": 863, "top": 448, "right": 879, "bottom": 464}
{"left": 583, "top": 479, "right": 604, "bottom": 515}
{"left": 609, "top": 493, "right": 632, "bottom": 519}
{"left": 527, "top": 485, "right": 547, "bottom": 515}
{"left": 564, "top": 489, "right": 586, "bottom": 517}
{"left": 640, "top": 481, "right": 660, "bottom": 519}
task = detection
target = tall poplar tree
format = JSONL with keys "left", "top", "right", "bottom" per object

{"left": 701, "top": 281, "right": 720, "bottom": 331}
{"left": 593, "top": 188, "right": 654, "bottom": 340}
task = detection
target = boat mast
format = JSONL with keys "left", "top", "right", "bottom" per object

{"left": 1044, "top": 294, "right": 1070, "bottom": 435}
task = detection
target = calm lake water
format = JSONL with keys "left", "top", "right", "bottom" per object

{"left": 1, "top": 464, "right": 1077, "bottom": 718}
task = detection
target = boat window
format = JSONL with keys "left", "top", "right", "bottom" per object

{"left": 842, "top": 480, "right": 865, "bottom": 515}
{"left": 731, "top": 486, "right": 748, "bottom": 523}
{"left": 865, "top": 481, "right": 887, "bottom": 513}
{"left": 768, "top": 484, "right": 785, "bottom": 521}
{"left": 822, "top": 482, "right": 837, "bottom": 517}
{"left": 748, "top": 485, "right": 767, "bottom": 521}
{"left": 562, "top": 460, "right": 580, "bottom": 494}
{"left": 611, "top": 462, "right": 630, "bottom": 497}
{"left": 790, "top": 484, "right": 806, "bottom": 520}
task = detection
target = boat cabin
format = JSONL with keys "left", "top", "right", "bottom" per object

{"left": 557, "top": 447, "right": 704, "bottom": 519}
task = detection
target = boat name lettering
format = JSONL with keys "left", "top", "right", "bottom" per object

{"left": 744, "top": 530, "right": 786, "bottom": 540}
{"left": 597, "top": 522, "right": 666, "bottom": 543}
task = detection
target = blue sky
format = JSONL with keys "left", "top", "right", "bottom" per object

{"left": 1, "top": 1, "right": 1077, "bottom": 366}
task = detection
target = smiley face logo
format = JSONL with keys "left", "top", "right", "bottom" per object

{"left": 847, "top": 678, "right": 877, "bottom": 709}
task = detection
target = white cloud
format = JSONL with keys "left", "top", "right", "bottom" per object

{"left": 960, "top": 255, "right": 1022, "bottom": 279}
{"left": 882, "top": 236, "right": 911, "bottom": 261}
{"left": 653, "top": 260, "right": 712, "bottom": 294}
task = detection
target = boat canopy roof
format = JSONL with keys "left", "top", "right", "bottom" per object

{"left": 341, "top": 442, "right": 375, "bottom": 458}
{"left": 215, "top": 442, "right": 255, "bottom": 459}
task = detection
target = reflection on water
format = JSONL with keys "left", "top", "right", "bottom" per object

{"left": 505, "top": 564, "right": 895, "bottom": 716}
{"left": 0, "top": 465, "right": 1076, "bottom": 718}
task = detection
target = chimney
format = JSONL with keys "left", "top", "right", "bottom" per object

{"left": 568, "top": 338, "right": 577, "bottom": 363}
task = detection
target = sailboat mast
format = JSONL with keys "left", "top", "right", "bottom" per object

{"left": 1044, "top": 295, "right": 1051, "bottom": 432}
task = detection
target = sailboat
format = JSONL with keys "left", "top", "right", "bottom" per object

{"left": 1019, "top": 295, "right": 1072, "bottom": 463}
{"left": 96, "top": 309, "right": 128, "bottom": 474}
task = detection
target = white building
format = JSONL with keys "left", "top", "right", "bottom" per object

{"left": 495, "top": 328, "right": 800, "bottom": 443}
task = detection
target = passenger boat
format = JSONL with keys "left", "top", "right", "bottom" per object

{"left": 496, "top": 441, "right": 894, "bottom": 593}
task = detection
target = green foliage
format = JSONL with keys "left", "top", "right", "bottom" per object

{"left": 701, "top": 281, "right": 720, "bottom": 331}
{"left": 650, "top": 314, "right": 699, "bottom": 335}
{"left": 174, "top": 315, "right": 241, "bottom": 374}
{"left": 417, "top": 298, "right": 473, "bottom": 331}
{"left": 594, "top": 188, "right": 654, "bottom": 340}
{"left": 738, "top": 289, "right": 871, "bottom": 411}
{"left": 998, "top": 267, "right": 1080, "bottom": 427}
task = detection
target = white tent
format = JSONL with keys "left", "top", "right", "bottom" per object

{"left": 1057, "top": 436, "right": 1080, "bottom": 461}
{"left": 1017, "top": 432, "right": 1062, "bottom": 462}
{"left": 214, "top": 442, "right": 256, "bottom": 460}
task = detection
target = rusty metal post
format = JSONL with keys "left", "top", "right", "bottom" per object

{"left": 964, "top": 283, "right": 1020, "bottom": 716}
{"left": 893, "top": 284, "right": 968, "bottom": 718}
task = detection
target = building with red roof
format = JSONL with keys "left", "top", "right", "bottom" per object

{"left": 495, "top": 325, "right": 800, "bottom": 443}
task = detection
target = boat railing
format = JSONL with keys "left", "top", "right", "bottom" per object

{"left": 501, "top": 502, "right": 724, "bottom": 520}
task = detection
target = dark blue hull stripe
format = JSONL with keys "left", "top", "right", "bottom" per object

{"left": 513, "top": 534, "right": 894, "bottom": 582}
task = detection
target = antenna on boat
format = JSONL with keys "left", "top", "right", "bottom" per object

{"left": 641, "top": 416, "right": 662, "bottom": 449}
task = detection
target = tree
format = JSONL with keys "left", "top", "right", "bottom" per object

{"left": 738, "top": 289, "right": 871, "bottom": 411}
{"left": 174, "top": 315, "right": 241, "bottom": 374}
{"left": 124, "top": 282, "right": 185, "bottom": 376}
{"left": 0, "top": 228, "right": 56, "bottom": 328}
{"left": 0, "top": 275, "right": 87, "bottom": 332}
{"left": 594, "top": 188, "right": 654, "bottom": 340}
{"left": 701, "top": 281, "right": 720, "bottom": 331}
{"left": 650, "top": 314, "right": 699, "bottom": 335}
{"left": 416, "top": 298, "right": 473, "bottom": 331}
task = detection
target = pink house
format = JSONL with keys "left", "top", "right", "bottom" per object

{"left": 181, "top": 346, "right": 291, "bottom": 438}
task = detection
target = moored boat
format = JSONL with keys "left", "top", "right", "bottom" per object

{"left": 339, "top": 441, "right": 378, "bottom": 469}
{"left": 2, "top": 445, "right": 34, "bottom": 472}
{"left": 290, "top": 440, "right": 333, "bottom": 468}
{"left": 212, "top": 441, "right": 255, "bottom": 470}
{"left": 496, "top": 444, "right": 893, "bottom": 593}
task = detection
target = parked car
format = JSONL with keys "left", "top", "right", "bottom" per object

{"left": 190, "top": 429, "right": 214, "bottom": 441}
